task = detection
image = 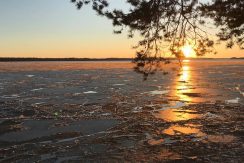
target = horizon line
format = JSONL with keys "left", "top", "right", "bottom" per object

{"left": 0, "top": 57, "right": 243, "bottom": 62}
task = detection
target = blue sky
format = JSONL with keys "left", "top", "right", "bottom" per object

{"left": 0, "top": 0, "right": 135, "bottom": 58}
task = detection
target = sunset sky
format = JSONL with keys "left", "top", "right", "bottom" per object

{"left": 0, "top": 0, "right": 243, "bottom": 58}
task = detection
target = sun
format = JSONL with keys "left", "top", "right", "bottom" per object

{"left": 181, "top": 45, "right": 195, "bottom": 58}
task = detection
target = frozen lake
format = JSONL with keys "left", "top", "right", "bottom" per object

{"left": 0, "top": 59, "right": 243, "bottom": 162}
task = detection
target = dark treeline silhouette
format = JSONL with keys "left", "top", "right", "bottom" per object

{"left": 1, "top": 57, "right": 242, "bottom": 62}
{"left": 201, "top": 0, "right": 244, "bottom": 49}
{"left": 71, "top": 0, "right": 243, "bottom": 78}
{"left": 0, "top": 57, "right": 188, "bottom": 62}
{"left": 0, "top": 57, "right": 132, "bottom": 62}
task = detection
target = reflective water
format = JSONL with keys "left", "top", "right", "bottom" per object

{"left": 172, "top": 60, "right": 205, "bottom": 103}
{"left": 154, "top": 109, "right": 201, "bottom": 122}
{"left": 175, "top": 64, "right": 193, "bottom": 102}
{"left": 163, "top": 124, "right": 205, "bottom": 137}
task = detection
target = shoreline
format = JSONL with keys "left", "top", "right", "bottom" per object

{"left": 0, "top": 57, "right": 243, "bottom": 62}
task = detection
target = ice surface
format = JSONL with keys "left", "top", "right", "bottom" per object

{"left": 31, "top": 88, "right": 44, "bottom": 92}
{"left": 159, "top": 101, "right": 186, "bottom": 111}
{"left": 113, "top": 84, "right": 125, "bottom": 86}
{"left": 26, "top": 75, "right": 35, "bottom": 78}
{"left": 235, "top": 86, "right": 244, "bottom": 97}
{"left": 149, "top": 90, "right": 169, "bottom": 95}
{"left": 1, "top": 94, "right": 20, "bottom": 99}
{"left": 225, "top": 97, "right": 240, "bottom": 104}
{"left": 83, "top": 91, "right": 98, "bottom": 94}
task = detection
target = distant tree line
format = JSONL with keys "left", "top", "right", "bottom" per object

{"left": 0, "top": 57, "right": 132, "bottom": 62}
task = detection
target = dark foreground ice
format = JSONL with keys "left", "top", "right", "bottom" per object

{"left": 0, "top": 60, "right": 243, "bottom": 162}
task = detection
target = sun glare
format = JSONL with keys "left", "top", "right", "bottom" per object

{"left": 181, "top": 45, "right": 195, "bottom": 58}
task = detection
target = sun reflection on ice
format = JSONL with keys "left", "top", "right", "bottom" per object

{"left": 163, "top": 124, "right": 205, "bottom": 137}
{"left": 175, "top": 61, "right": 193, "bottom": 102}
{"left": 154, "top": 109, "right": 201, "bottom": 122}
{"left": 181, "top": 66, "right": 190, "bottom": 81}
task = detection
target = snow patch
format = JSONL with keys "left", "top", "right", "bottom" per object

{"left": 235, "top": 85, "right": 244, "bottom": 97}
{"left": 113, "top": 84, "right": 125, "bottom": 86}
{"left": 1, "top": 94, "right": 20, "bottom": 99}
{"left": 26, "top": 75, "right": 35, "bottom": 78}
{"left": 73, "top": 93, "right": 82, "bottom": 96}
{"left": 159, "top": 101, "right": 186, "bottom": 111}
{"left": 31, "top": 88, "right": 44, "bottom": 92}
{"left": 149, "top": 90, "right": 169, "bottom": 95}
{"left": 225, "top": 98, "right": 240, "bottom": 104}
{"left": 132, "top": 106, "right": 143, "bottom": 113}
{"left": 83, "top": 91, "right": 97, "bottom": 94}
